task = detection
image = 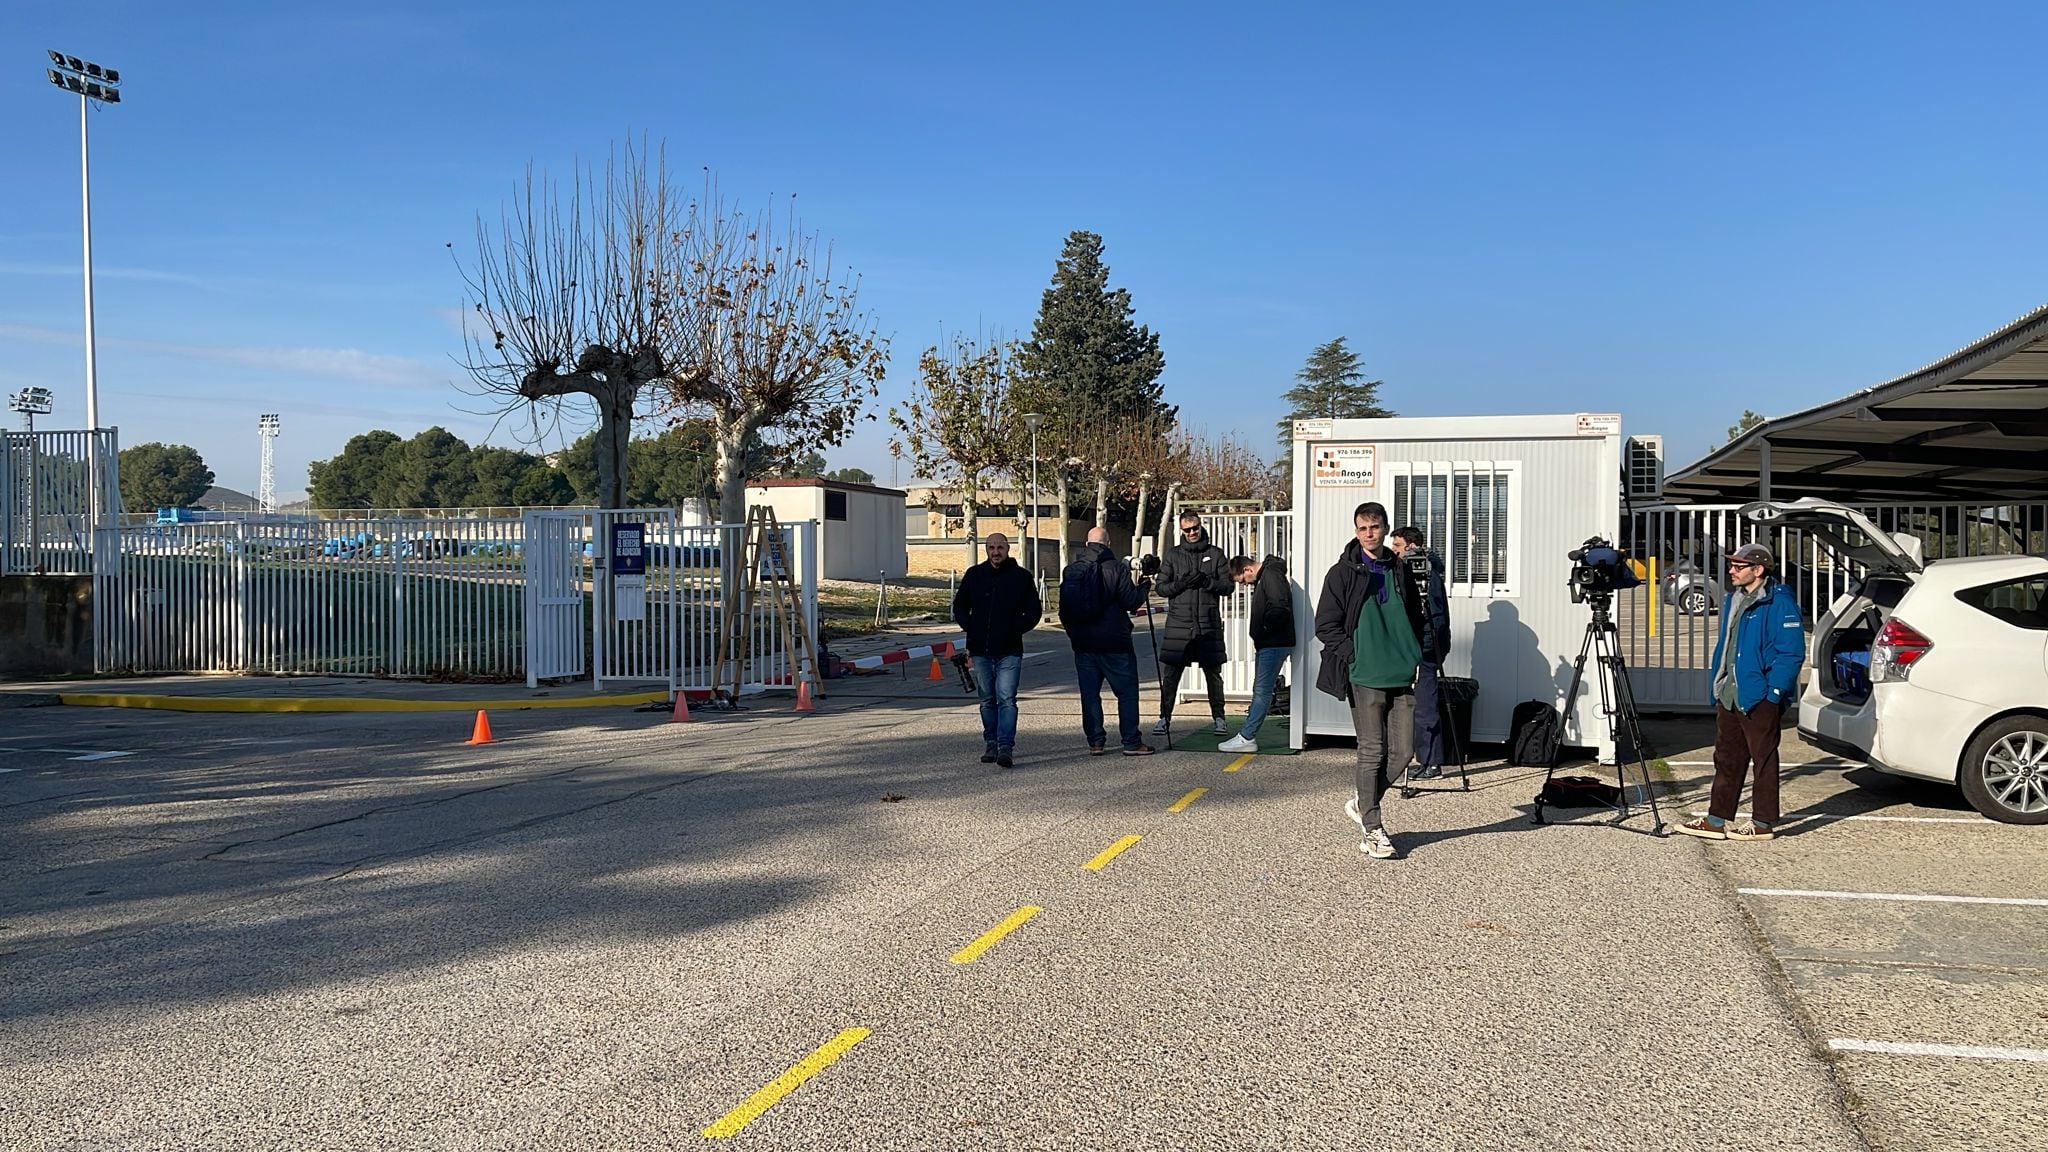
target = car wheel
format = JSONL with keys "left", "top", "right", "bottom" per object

{"left": 1678, "top": 586, "right": 1710, "bottom": 616}
{"left": 1959, "top": 716, "right": 2048, "bottom": 825}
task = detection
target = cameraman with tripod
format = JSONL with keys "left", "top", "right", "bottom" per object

{"left": 1390, "top": 527, "right": 1452, "bottom": 779}
{"left": 1315, "top": 502, "right": 1426, "bottom": 860}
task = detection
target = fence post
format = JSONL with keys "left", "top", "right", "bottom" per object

{"left": 234, "top": 520, "right": 251, "bottom": 671}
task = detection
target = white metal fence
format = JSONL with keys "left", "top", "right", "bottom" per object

{"left": 93, "top": 507, "right": 820, "bottom": 689}
{"left": 3, "top": 429, "right": 120, "bottom": 575}
{"left": 1621, "top": 500, "right": 2048, "bottom": 709}
{"left": 96, "top": 514, "right": 528, "bottom": 676}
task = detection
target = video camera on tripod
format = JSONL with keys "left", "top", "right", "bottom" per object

{"left": 1566, "top": 536, "right": 1642, "bottom": 605}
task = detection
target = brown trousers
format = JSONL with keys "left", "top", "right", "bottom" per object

{"left": 1709, "top": 701, "right": 1782, "bottom": 825}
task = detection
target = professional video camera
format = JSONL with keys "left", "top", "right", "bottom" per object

{"left": 1567, "top": 536, "right": 1641, "bottom": 605}
{"left": 1138, "top": 553, "right": 1161, "bottom": 577}
{"left": 1402, "top": 549, "right": 1431, "bottom": 580}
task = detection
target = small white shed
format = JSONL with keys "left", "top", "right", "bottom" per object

{"left": 746, "top": 478, "right": 909, "bottom": 581}
{"left": 1288, "top": 414, "right": 1624, "bottom": 759}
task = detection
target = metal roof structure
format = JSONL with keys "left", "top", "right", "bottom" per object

{"left": 1662, "top": 303, "right": 2048, "bottom": 503}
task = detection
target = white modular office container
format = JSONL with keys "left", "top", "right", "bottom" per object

{"left": 1288, "top": 414, "right": 1625, "bottom": 760}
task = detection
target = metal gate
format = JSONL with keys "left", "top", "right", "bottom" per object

{"left": 1176, "top": 511, "right": 1295, "bottom": 701}
{"left": 522, "top": 510, "right": 586, "bottom": 685}
{"left": 1621, "top": 499, "right": 2048, "bottom": 710}
{"left": 3, "top": 429, "right": 120, "bottom": 575}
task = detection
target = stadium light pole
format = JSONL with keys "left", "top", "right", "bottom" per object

{"left": 46, "top": 51, "right": 121, "bottom": 525}
{"left": 1021, "top": 413, "right": 1043, "bottom": 585}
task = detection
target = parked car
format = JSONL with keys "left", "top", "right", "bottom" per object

{"left": 1660, "top": 540, "right": 1850, "bottom": 620}
{"left": 1743, "top": 498, "right": 2048, "bottom": 825}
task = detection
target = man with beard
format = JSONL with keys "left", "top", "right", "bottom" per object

{"left": 1151, "top": 511, "right": 1234, "bottom": 738}
{"left": 951, "top": 532, "right": 1041, "bottom": 768}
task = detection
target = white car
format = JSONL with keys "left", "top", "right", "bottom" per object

{"left": 1743, "top": 499, "right": 2048, "bottom": 825}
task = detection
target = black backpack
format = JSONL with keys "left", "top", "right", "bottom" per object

{"left": 1058, "top": 559, "right": 1106, "bottom": 629}
{"left": 1507, "top": 700, "right": 1562, "bottom": 767}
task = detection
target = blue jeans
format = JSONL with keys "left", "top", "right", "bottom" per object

{"left": 971, "top": 653, "right": 1022, "bottom": 750}
{"left": 1239, "top": 646, "right": 1294, "bottom": 740}
{"left": 1075, "top": 650, "right": 1142, "bottom": 750}
{"left": 1413, "top": 660, "right": 1445, "bottom": 767}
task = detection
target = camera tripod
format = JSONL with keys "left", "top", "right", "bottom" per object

{"left": 1533, "top": 593, "right": 1666, "bottom": 834}
{"left": 1399, "top": 670, "right": 1471, "bottom": 798}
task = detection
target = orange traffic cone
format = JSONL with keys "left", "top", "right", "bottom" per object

{"left": 927, "top": 657, "right": 945, "bottom": 681}
{"left": 464, "top": 709, "right": 494, "bottom": 745}
{"left": 671, "top": 691, "right": 693, "bottom": 724}
{"left": 793, "top": 679, "right": 816, "bottom": 713}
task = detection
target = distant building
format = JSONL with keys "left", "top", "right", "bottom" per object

{"left": 745, "top": 477, "right": 907, "bottom": 580}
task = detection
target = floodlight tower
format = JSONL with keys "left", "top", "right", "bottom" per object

{"left": 45, "top": 50, "right": 121, "bottom": 526}
{"left": 258, "top": 414, "right": 281, "bottom": 514}
{"left": 10, "top": 388, "right": 57, "bottom": 559}
{"left": 9, "top": 387, "right": 56, "bottom": 435}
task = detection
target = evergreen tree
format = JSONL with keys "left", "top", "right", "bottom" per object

{"left": 388, "top": 427, "right": 476, "bottom": 509}
{"left": 1275, "top": 337, "right": 1391, "bottom": 487}
{"left": 119, "top": 443, "right": 214, "bottom": 510}
{"left": 307, "top": 430, "right": 402, "bottom": 510}
{"left": 1725, "top": 409, "right": 1766, "bottom": 443}
{"left": 1016, "top": 231, "right": 1170, "bottom": 427}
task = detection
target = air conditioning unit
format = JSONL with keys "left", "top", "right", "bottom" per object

{"left": 1625, "top": 435, "right": 1664, "bottom": 502}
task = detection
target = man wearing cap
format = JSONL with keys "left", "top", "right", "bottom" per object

{"left": 1680, "top": 542, "right": 1805, "bottom": 841}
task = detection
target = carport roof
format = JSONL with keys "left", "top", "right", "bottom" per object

{"left": 1662, "top": 303, "right": 2048, "bottom": 504}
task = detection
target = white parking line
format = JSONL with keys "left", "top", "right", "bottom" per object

{"left": 1665, "top": 759, "right": 1857, "bottom": 768}
{"left": 1690, "top": 809, "right": 1990, "bottom": 826}
{"left": 1829, "top": 1039, "right": 2048, "bottom": 1063}
{"left": 1739, "top": 888, "right": 2048, "bottom": 908}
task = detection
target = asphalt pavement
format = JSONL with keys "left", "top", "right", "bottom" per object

{"left": 3, "top": 638, "right": 1870, "bottom": 1150}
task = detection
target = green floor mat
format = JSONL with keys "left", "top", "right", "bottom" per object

{"left": 1165, "top": 714, "right": 1297, "bottom": 755}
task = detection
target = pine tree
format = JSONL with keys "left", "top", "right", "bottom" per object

{"left": 1275, "top": 337, "right": 1390, "bottom": 489}
{"left": 1016, "top": 231, "right": 1170, "bottom": 427}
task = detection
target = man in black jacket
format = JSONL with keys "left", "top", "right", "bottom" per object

{"left": 951, "top": 532, "right": 1041, "bottom": 768}
{"left": 1391, "top": 526, "right": 1453, "bottom": 778}
{"left": 1315, "top": 502, "right": 1427, "bottom": 859}
{"left": 1059, "top": 527, "right": 1158, "bottom": 757}
{"left": 1219, "top": 554, "right": 1294, "bottom": 754}
{"left": 1151, "top": 511, "right": 1234, "bottom": 737}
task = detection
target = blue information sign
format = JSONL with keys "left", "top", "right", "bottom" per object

{"left": 611, "top": 522, "right": 646, "bottom": 575}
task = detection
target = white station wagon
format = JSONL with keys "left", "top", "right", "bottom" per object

{"left": 1743, "top": 499, "right": 2048, "bottom": 825}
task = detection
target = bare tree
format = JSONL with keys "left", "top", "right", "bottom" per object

{"left": 455, "top": 143, "right": 697, "bottom": 509}
{"left": 1176, "top": 429, "right": 1279, "bottom": 504}
{"left": 660, "top": 187, "right": 888, "bottom": 523}
{"left": 887, "top": 337, "right": 1018, "bottom": 569}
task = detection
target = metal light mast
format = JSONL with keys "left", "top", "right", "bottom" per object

{"left": 258, "top": 414, "right": 281, "bottom": 514}
{"left": 45, "top": 50, "right": 122, "bottom": 529}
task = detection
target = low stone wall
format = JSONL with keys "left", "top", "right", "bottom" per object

{"left": 1, "top": 574, "right": 93, "bottom": 679}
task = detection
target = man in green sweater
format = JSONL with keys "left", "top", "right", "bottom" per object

{"left": 1313, "top": 501, "right": 1427, "bottom": 859}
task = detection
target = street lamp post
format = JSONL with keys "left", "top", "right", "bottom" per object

{"left": 10, "top": 388, "right": 57, "bottom": 565}
{"left": 1021, "top": 413, "right": 1043, "bottom": 588}
{"left": 45, "top": 51, "right": 121, "bottom": 527}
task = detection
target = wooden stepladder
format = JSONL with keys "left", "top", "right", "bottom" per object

{"left": 709, "top": 506, "right": 822, "bottom": 709}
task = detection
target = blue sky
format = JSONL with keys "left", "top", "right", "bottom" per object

{"left": 4, "top": 2, "right": 2045, "bottom": 500}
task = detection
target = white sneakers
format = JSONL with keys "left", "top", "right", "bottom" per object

{"left": 1345, "top": 796, "right": 1397, "bottom": 858}
{"left": 1217, "top": 733, "right": 1258, "bottom": 753}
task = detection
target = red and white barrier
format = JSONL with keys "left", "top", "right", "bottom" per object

{"left": 842, "top": 637, "right": 964, "bottom": 670}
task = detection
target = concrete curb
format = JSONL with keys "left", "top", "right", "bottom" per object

{"left": 0, "top": 692, "right": 64, "bottom": 709}
{"left": 55, "top": 690, "right": 671, "bottom": 714}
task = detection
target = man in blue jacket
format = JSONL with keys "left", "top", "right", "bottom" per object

{"left": 1680, "top": 542, "right": 1804, "bottom": 841}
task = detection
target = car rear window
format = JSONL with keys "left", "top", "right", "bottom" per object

{"left": 1955, "top": 576, "right": 2048, "bottom": 631}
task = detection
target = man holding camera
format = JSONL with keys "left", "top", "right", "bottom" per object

{"left": 1315, "top": 502, "right": 1427, "bottom": 860}
{"left": 952, "top": 532, "right": 1041, "bottom": 769}
{"left": 1060, "top": 526, "right": 1158, "bottom": 757}
{"left": 1680, "top": 542, "right": 1804, "bottom": 841}
{"left": 1151, "top": 511, "right": 1234, "bottom": 737}
{"left": 1390, "top": 527, "right": 1452, "bottom": 778}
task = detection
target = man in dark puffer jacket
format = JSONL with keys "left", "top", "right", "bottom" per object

{"left": 1151, "top": 511, "right": 1233, "bottom": 737}
{"left": 1059, "top": 527, "right": 1157, "bottom": 756}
